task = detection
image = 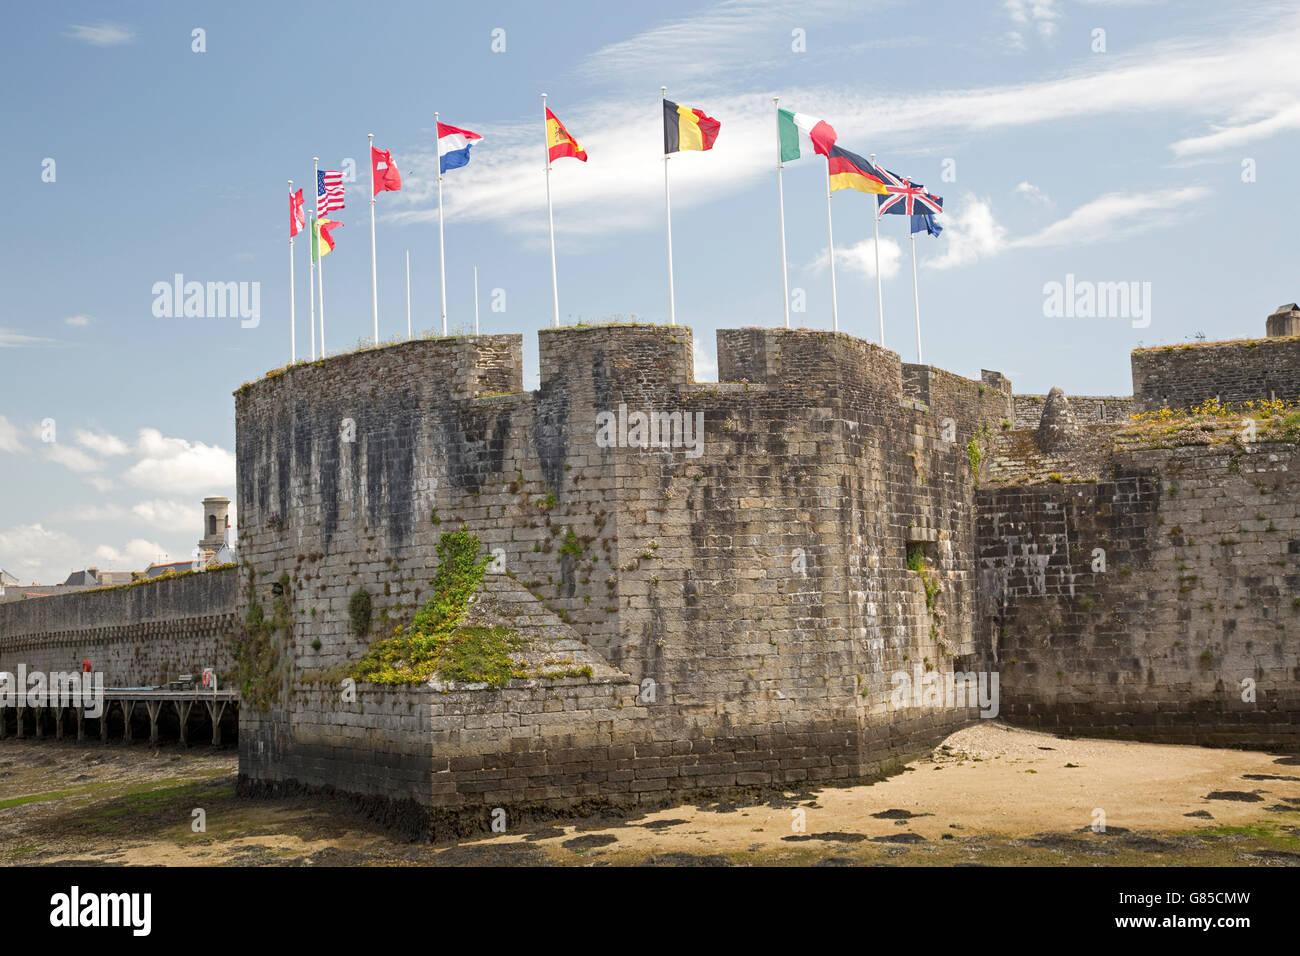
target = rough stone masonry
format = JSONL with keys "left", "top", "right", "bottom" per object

{"left": 1, "top": 315, "right": 1296, "bottom": 838}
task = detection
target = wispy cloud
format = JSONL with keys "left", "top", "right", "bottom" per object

{"left": 63, "top": 22, "right": 134, "bottom": 47}
{"left": 0, "top": 328, "right": 53, "bottom": 348}
{"left": 74, "top": 429, "right": 130, "bottom": 457}
{"left": 0, "top": 416, "right": 25, "bottom": 454}
{"left": 63, "top": 315, "right": 92, "bottom": 327}
{"left": 926, "top": 185, "right": 1208, "bottom": 271}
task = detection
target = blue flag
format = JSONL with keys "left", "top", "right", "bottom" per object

{"left": 911, "top": 213, "right": 943, "bottom": 237}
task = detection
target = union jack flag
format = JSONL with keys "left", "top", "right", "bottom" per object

{"left": 317, "top": 170, "right": 345, "bottom": 217}
{"left": 876, "top": 167, "right": 943, "bottom": 217}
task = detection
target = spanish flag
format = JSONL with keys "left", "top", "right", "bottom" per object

{"left": 546, "top": 108, "right": 587, "bottom": 162}
{"left": 663, "top": 99, "right": 721, "bottom": 154}
{"left": 828, "top": 145, "right": 888, "bottom": 195}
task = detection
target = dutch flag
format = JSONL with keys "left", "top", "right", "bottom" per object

{"left": 438, "top": 122, "right": 482, "bottom": 174}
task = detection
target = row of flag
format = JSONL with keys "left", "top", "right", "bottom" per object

{"left": 281, "top": 94, "right": 946, "bottom": 366}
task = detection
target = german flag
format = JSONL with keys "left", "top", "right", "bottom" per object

{"left": 828, "top": 145, "right": 889, "bottom": 195}
{"left": 547, "top": 107, "right": 587, "bottom": 162}
{"left": 663, "top": 99, "right": 721, "bottom": 154}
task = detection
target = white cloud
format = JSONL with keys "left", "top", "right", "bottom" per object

{"left": 808, "top": 237, "right": 903, "bottom": 281}
{"left": 86, "top": 476, "right": 115, "bottom": 493}
{"left": 693, "top": 340, "right": 718, "bottom": 382}
{"left": 44, "top": 443, "right": 103, "bottom": 473}
{"left": 124, "top": 429, "right": 235, "bottom": 493}
{"left": 1004, "top": 0, "right": 1062, "bottom": 50}
{"left": 1013, "top": 181, "right": 1052, "bottom": 205}
{"left": 576, "top": 0, "right": 888, "bottom": 90}
{"left": 56, "top": 504, "right": 127, "bottom": 522}
{"left": 1014, "top": 185, "right": 1209, "bottom": 248}
{"left": 94, "top": 539, "right": 171, "bottom": 569}
{"left": 74, "top": 429, "right": 130, "bottom": 457}
{"left": 0, "top": 416, "right": 24, "bottom": 454}
{"left": 1170, "top": 102, "right": 1300, "bottom": 157}
{"left": 63, "top": 315, "right": 92, "bottom": 327}
{"left": 0, "top": 523, "right": 81, "bottom": 584}
{"left": 924, "top": 186, "right": 1208, "bottom": 271}
{"left": 0, "top": 328, "right": 52, "bottom": 348}
{"left": 63, "top": 22, "right": 134, "bottom": 46}
{"left": 926, "top": 196, "right": 1009, "bottom": 270}
{"left": 131, "top": 499, "right": 200, "bottom": 533}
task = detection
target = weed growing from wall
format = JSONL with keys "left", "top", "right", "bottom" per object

{"left": 350, "top": 529, "right": 525, "bottom": 686}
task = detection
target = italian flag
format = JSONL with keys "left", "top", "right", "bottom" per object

{"left": 778, "top": 109, "right": 837, "bottom": 162}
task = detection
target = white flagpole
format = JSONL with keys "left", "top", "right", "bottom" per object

{"left": 368, "top": 134, "right": 379, "bottom": 345}
{"left": 405, "top": 249, "right": 412, "bottom": 340}
{"left": 775, "top": 97, "right": 790, "bottom": 329}
{"left": 435, "top": 112, "right": 448, "bottom": 337}
{"left": 309, "top": 218, "right": 317, "bottom": 361}
{"left": 824, "top": 154, "right": 838, "bottom": 332}
{"left": 871, "top": 152, "right": 883, "bottom": 345}
{"left": 474, "top": 266, "right": 480, "bottom": 335}
{"left": 662, "top": 86, "right": 676, "bottom": 327}
{"left": 910, "top": 231, "right": 922, "bottom": 364}
{"left": 288, "top": 180, "right": 296, "bottom": 363}
{"left": 314, "top": 157, "right": 327, "bottom": 356}
{"left": 542, "top": 93, "right": 560, "bottom": 328}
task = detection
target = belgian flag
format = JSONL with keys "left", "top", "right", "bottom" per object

{"left": 663, "top": 99, "right": 721, "bottom": 153}
{"left": 828, "top": 145, "right": 889, "bottom": 195}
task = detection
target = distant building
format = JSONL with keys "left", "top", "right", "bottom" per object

{"left": 0, "top": 495, "right": 236, "bottom": 602}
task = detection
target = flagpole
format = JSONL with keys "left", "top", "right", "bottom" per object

{"left": 474, "top": 266, "right": 480, "bottom": 335}
{"left": 871, "top": 152, "right": 883, "bottom": 346}
{"left": 288, "top": 180, "right": 296, "bottom": 364}
{"left": 542, "top": 93, "right": 560, "bottom": 328}
{"left": 824, "top": 154, "right": 838, "bottom": 332}
{"left": 368, "top": 134, "right": 379, "bottom": 345}
{"left": 774, "top": 97, "right": 790, "bottom": 329}
{"left": 405, "top": 249, "right": 412, "bottom": 340}
{"left": 309, "top": 217, "right": 317, "bottom": 361}
{"left": 435, "top": 112, "right": 448, "bottom": 337}
{"left": 910, "top": 231, "right": 922, "bottom": 364}
{"left": 662, "top": 86, "right": 676, "bottom": 327}
{"left": 315, "top": 157, "right": 327, "bottom": 356}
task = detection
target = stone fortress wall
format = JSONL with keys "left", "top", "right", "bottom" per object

{"left": 2, "top": 308, "right": 1297, "bottom": 836}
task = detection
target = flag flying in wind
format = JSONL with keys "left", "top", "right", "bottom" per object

{"left": 546, "top": 108, "right": 587, "bottom": 162}
{"left": 289, "top": 189, "right": 305, "bottom": 237}
{"left": 312, "top": 217, "right": 342, "bottom": 262}
{"left": 438, "top": 122, "right": 482, "bottom": 173}
{"left": 663, "top": 100, "right": 721, "bottom": 153}
{"left": 827, "top": 145, "right": 889, "bottom": 195}
{"left": 777, "top": 109, "right": 836, "bottom": 161}
{"left": 876, "top": 167, "right": 943, "bottom": 216}
{"left": 911, "top": 213, "right": 943, "bottom": 237}
{"left": 370, "top": 147, "right": 402, "bottom": 195}
{"left": 317, "top": 170, "right": 345, "bottom": 215}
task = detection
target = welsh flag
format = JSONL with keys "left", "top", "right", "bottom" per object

{"left": 778, "top": 109, "right": 837, "bottom": 161}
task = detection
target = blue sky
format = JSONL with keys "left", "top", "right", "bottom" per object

{"left": 2, "top": 0, "right": 1297, "bottom": 583}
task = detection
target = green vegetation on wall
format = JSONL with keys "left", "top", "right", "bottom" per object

{"left": 235, "top": 572, "right": 289, "bottom": 710}
{"left": 350, "top": 529, "right": 525, "bottom": 687}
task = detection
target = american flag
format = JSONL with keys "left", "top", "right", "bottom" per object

{"left": 876, "top": 167, "right": 943, "bottom": 217}
{"left": 317, "top": 170, "right": 345, "bottom": 217}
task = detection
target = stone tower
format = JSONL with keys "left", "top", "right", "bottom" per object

{"left": 199, "top": 497, "right": 230, "bottom": 552}
{"left": 1266, "top": 303, "right": 1300, "bottom": 338}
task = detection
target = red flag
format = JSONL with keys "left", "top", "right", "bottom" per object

{"left": 371, "top": 146, "right": 402, "bottom": 195}
{"left": 289, "top": 188, "right": 305, "bottom": 237}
